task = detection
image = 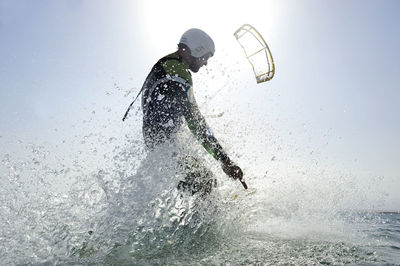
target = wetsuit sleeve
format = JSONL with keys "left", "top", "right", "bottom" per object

{"left": 174, "top": 83, "right": 229, "bottom": 162}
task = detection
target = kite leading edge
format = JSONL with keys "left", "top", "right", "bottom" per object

{"left": 234, "top": 24, "right": 275, "bottom": 83}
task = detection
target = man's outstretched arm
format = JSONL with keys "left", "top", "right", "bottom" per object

{"left": 176, "top": 85, "right": 244, "bottom": 182}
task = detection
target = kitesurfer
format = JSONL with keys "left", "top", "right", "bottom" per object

{"left": 124, "top": 28, "right": 245, "bottom": 196}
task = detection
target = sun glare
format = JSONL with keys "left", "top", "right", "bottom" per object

{"left": 140, "top": 0, "right": 282, "bottom": 56}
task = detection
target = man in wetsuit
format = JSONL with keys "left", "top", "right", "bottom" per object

{"left": 129, "top": 28, "right": 245, "bottom": 196}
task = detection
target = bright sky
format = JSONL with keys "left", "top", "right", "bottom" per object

{"left": 0, "top": 0, "right": 399, "bottom": 209}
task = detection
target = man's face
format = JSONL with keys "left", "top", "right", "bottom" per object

{"left": 188, "top": 53, "right": 212, "bottom": 73}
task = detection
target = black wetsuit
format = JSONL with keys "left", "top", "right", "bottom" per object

{"left": 140, "top": 52, "right": 228, "bottom": 195}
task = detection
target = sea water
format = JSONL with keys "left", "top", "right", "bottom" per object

{"left": 1, "top": 137, "right": 399, "bottom": 265}
{"left": 1, "top": 106, "right": 399, "bottom": 265}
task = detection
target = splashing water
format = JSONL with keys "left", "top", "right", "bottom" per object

{"left": 1, "top": 86, "right": 399, "bottom": 265}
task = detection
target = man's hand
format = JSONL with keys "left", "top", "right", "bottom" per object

{"left": 221, "top": 158, "right": 247, "bottom": 189}
{"left": 221, "top": 158, "right": 243, "bottom": 180}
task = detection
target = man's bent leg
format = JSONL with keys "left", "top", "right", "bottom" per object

{"left": 177, "top": 156, "right": 217, "bottom": 196}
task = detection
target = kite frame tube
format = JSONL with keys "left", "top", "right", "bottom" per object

{"left": 234, "top": 24, "right": 275, "bottom": 83}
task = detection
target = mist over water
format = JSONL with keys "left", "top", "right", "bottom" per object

{"left": 1, "top": 76, "right": 399, "bottom": 265}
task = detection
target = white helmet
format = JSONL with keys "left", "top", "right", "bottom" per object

{"left": 179, "top": 28, "right": 215, "bottom": 58}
